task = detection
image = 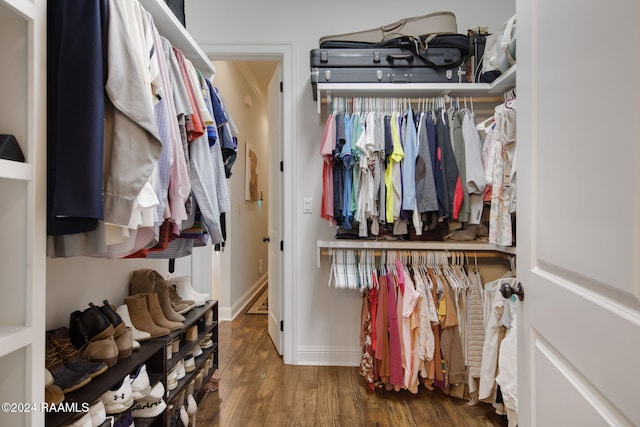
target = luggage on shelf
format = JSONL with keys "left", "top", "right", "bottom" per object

{"left": 310, "top": 34, "right": 470, "bottom": 99}
{"left": 318, "top": 11, "right": 458, "bottom": 45}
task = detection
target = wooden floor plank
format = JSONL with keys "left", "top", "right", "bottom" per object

{"left": 196, "top": 313, "right": 508, "bottom": 426}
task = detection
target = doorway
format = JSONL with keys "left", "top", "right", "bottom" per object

{"left": 207, "top": 56, "right": 286, "bottom": 357}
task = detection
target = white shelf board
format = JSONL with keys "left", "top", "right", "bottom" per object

{"left": 139, "top": 0, "right": 215, "bottom": 78}
{"left": 1, "top": 0, "right": 35, "bottom": 20}
{"left": 317, "top": 239, "right": 515, "bottom": 267}
{"left": 0, "top": 158, "right": 33, "bottom": 181}
{"left": 0, "top": 326, "right": 32, "bottom": 358}
{"left": 315, "top": 65, "right": 516, "bottom": 113}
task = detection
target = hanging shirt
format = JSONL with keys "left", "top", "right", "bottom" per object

{"left": 415, "top": 111, "right": 438, "bottom": 213}
{"left": 426, "top": 112, "right": 446, "bottom": 217}
{"left": 451, "top": 109, "right": 469, "bottom": 222}
{"left": 401, "top": 108, "right": 418, "bottom": 212}
{"left": 385, "top": 112, "right": 404, "bottom": 223}
{"left": 320, "top": 113, "right": 337, "bottom": 225}
{"left": 462, "top": 111, "right": 486, "bottom": 224}
{"left": 340, "top": 113, "right": 355, "bottom": 229}
{"left": 333, "top": 113, "right": 346, "bottom": 225}
{"left": 436, "top": 109, "right": 460, "bottom": 219}
{"left": 350, "top": 113, "right": 363, "bottom": 225}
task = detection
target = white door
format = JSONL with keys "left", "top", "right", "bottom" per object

{"left": 267, "top": 63, "right": 284, "bottom": 354}
{"left": 518, "top": 1, "right": 640, "bottom": 425}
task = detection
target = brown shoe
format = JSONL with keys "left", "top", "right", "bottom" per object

{"left": 83, "top": 336, "right": 118, "bottom": 367}
{"left": 156, "top": 281, "right": 186, "bottom": 323}
{"left": 47, "top": 327, "right": 108, "bottom": 378}
{"left": 115, "top": 327, "right": 133, "bottom": 359}
{"left": 144, "top": 292, "right": 183, "bottom": 331}
{"left": 124, "top": 294, "right": 170, "bottom": 338}
{"left": 45, "top": 384, "right": 65, "bottom": 405}
{"left": 168, "top": 284, "right": 196, "bottom": 314}
{"left": 129, "top": 268, "right": 159, "bottom": 295}
{"left": 45, "top": 336, "right": 91, "bottom": 393}
{"left": 98, "top": 300, "right": 127, "bottom": 338}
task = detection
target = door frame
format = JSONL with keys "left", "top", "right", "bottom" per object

{"left": 201, "top": 43, "right": 296, "bottom": 364}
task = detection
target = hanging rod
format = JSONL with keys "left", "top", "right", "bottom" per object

{"left": 316, "top": 239, "right": 516, "bottom": 267}
{"left": 321, "top": 95, "right": 503, "bottom": 104}
{"left": 320, "top": 248, "right": 511, "bottom": 258}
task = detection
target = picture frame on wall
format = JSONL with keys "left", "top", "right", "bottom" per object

{"left": 245, "top": 141, "right": 258, "bottom": 201}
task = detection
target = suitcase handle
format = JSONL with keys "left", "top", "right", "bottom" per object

{"left": 387, "top": 53, "right": 414, "bottom": 63}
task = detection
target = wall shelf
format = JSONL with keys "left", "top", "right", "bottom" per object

{"left": 139, "top": 0, "right": 215, "bottom": 78}
{"left": 2, "top": 0, "right": 34, "bottom": 19}
{"left": 314, "top": 66, "right": 516, "bottom": 113}
{"left": 0, "top": 159, "right": 33, "bottom": 181}
{"left": 0, "top": 327, "right": 32, "bottom": 357}
{"left": 317, "top": 239, "right": 515, "bottom": 267}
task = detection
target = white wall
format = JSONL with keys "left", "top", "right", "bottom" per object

{"left": 46, "top": 256, "right": 191, "bottom": 330}
{"left": 210, "top": 60, "right": 270, "bottom": 319}
{"left": 186, "top": 0, "right": 515, "bottom": 365}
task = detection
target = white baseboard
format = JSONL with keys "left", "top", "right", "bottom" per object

{"left": 218, "top": 307, "right": 233, "bottom": 321}
{"left": 218, "top": 273, "right": 268, "bottom": 321}
{"left": 296, "top": 346, "right": 361, "bottom": 367}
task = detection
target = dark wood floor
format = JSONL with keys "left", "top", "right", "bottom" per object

{"left": 196, "top": 313, "right": 507, "bottom": 427}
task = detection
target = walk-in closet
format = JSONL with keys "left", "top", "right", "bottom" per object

{"left": 1, "top": 0, "right": 638, "bottom": 425}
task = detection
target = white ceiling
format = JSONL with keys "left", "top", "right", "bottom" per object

{"left": 237, "top": 60, "right": 279, "bottom": 91}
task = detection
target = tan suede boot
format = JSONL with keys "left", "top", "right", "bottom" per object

{"left": 82, "top": 336, "right": 118, "bottom": 367}
{"left": 156, "top": 281, "right": 186, "bottom": 322}
{"left": 115, "top": 327, "right": 133, "bottom": 359}
{"left": 144, "top": 292, "right": 183, "bottom": 331}
{"left": 124, "top": 294, "right": 170, "bottom": 338}
{"left": 129, "top": 268, "right": 159, "bottom": 295}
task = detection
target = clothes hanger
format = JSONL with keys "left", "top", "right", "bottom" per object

{"left": 476, "top": 115, "right": 495, "bottom": 132}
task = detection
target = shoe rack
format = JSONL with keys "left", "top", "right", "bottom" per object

{"left": 45, "top": 341, "right": 165, "bottom": 427}
{"left": 149, "top": 300, "right": 219, "bottom": 425}
{"left": 0, "top": 0, "right": 46, "bottom": 426}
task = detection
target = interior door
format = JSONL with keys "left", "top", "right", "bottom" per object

{"left": 518, "top": 0, "right": 640, "bottom": 425}
{"left": 267, "top": 63, "right": 283, "bottom": 354}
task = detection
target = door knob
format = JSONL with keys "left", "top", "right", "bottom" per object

{"left": 262, "top": 236, "right": 270, "bottom": 243}
{"left": 500, "top": 281, "right": 524, "bottom": 301}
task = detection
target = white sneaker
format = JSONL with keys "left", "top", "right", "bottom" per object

{"left": 131, "top": 382, "right": 166, "bottom": 419}
{"left": 191, "top": 343, "right": 203, "bottom": 358}
{"left": 173, "top": 359, "right": 186, "bottom": 380}
{"left": 130, "top": 364, "right": 151, "bottom": 400}
{"left": 168, "top": 276, "right": 209, "bottom": 306}
{"left": 115, "top": 305, "right": 152, "bottom": 341}
{"left": 167, "top": 369, "right": 178, "bottom": 391}
{"left": 89, "top": 400, "right": 106, "bottom": 426}
{"left": 184, "top": 354, "right": 195, "bottom": 373}
{"left": 99, "top": 374, "right": 134, "bottom": 414}
{"left": 199, "top": 338, "right": 213, "bottom": 349}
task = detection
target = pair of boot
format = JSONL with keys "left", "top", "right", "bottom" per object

{"left": 123, "top": 293, "right": 180, "bottom": 338}
{"left": 69, "top": 300, "right": 133, "bottom": 366}
{"left": 167, "top": 275, "right": 210, "bottom": 307}
{"left": 45, "top": 328, "right": 107, "bottom": 394}
{"left": 129, "top": 269, "right": 196, "bottom": 323}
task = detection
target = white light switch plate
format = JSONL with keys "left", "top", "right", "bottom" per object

{"left": 303, "top": 198, "right": 312, "bottom": 213}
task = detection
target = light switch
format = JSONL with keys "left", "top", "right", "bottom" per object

{"left": 303, "top": 198, "right": 312, "bottom": 213}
